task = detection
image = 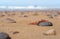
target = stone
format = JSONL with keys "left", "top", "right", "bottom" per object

{"left": 49, "top": 13, "right": 58, "bottom": 18}
{"left": 13, "top": 31, "right": 19, "bottom": 34}
{"left": 5, "top": 18, "right": 16, "bottom": 23}
{"left": 37, "top": 22, "right": 53, "bottom": 26}
{"left": 0, "top": 32, "right": 11, "bottom": 39}
{"left": 23, "top": 15, "right": 28, "bottom": 17}
{"left": 43, "top": 29, "right": 56, "bottom": 35}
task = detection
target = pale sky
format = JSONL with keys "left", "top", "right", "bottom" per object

{"left": 0, "top": 0, "right": 60, "bottom": 7}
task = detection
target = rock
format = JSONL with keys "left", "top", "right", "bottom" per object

{"left": 37, "top": 22, "right": 53, "bottom": 26}
{"left": 0, "top": 14, "right": 5, "bottom": 17}
{"left": 0, "top": 13, "right": 5, "bottom": 17}
{"left": 0, "top": 32, "right": 11, "bottom": 39}
{"left": 51, "top": 13, "right": 58, "bottom": 16}
{"left": 13, "top": 31, "right": 19, "bottom": 34}
{"left": 43, "top": 29, "right": 56, "bottom": 35}
{"left": 48, "top": 16, "right": 54, "bottom": 18}
{"left": 5, "top": 18, "right": 16, "bottom": 23}
{"left": 49, "top": 13, "right": 58, "bottom": 18}
{"left": 29, "top": 20, "right": 53, "bottom": 26}
{"left": 23, "top": 15, "right": 28, "bottom": 17}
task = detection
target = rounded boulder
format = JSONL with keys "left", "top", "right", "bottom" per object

{"left": 0, "top": 32, "right": 11, "bottom": 39}
{"left": 37, "top": 22, "right": 53, "bottom": 26}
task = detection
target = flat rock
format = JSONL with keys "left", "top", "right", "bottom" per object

{"left": 37, "top": 22, "right": 53, "bottom": 26}
{"left": 4, "top": 18, "right": 16, "bottom": 23}
{"left": 48, "top": 13, "right": 58, "bottom": 18}
{"left": 43, "top": 29, "right": 56, "bottom": 35}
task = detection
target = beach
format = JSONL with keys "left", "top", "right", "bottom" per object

{"left": 0, "top": 10, "right": 60, "bottom": 39}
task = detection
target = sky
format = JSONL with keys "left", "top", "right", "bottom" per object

{"left": 0, "top": 0, "right": 60, "bottom": 7}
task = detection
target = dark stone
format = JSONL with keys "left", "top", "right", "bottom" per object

{"left": 37, "top": 22, "right": 53, "bottom": 26}
{"left": 0, "top": 14, "right": 5, "bottom": 17}
{"left": 13, "top": 31, "right": 19, "bottom": 34}
{"left": 24, "top": 15, "right": 28, "bottom": 17}
{"left": 0, "top": 32, "right": 11, "bottom": 39}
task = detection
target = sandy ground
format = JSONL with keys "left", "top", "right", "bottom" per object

{"left": 0, "top": 11, "right": 60, "bottom": 39}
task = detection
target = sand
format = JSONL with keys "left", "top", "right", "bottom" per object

{"left": 0, "top": 10, "right": 60, "bottom": 39}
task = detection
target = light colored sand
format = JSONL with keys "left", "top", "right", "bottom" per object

{"left": 0, "top": 11, "right": 60, "bottom": 39}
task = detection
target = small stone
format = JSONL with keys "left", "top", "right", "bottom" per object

{"left": 0, "top": 13, "right": 5, "bottom": 17}
{"left": 48, "top": 13, "right": 58, "bottom": 18}
{"left": 13, "top": 31, "right": 19, "bottom": 34}
{"left": 5, "top": 18, "right": 16, "bottom": 23}
{"left": 43, "top": 29, "right": 56, "bottom": 35}
{"left": 23, "top": 15, "right": 28, "bottom": 17}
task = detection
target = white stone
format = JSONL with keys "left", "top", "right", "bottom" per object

{"left": 43, "top": 29, "right": 56, "bottom": 35}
